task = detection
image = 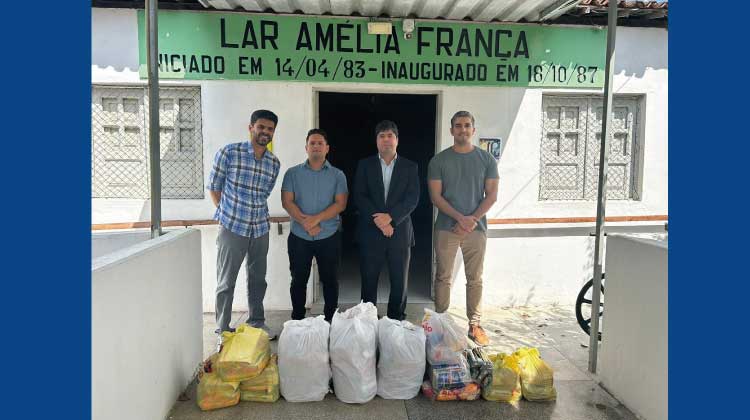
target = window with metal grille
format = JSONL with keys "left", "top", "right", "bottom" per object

{"left": 91, "top": 85, "right": 204, "bottom": 199}
{"left": 539, "top": 95, "right": 641, "bottom": 201}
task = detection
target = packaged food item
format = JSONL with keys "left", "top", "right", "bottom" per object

{"left": 465, "top": 347, "right": 494, "bottom": 388}
{"left": 376, "top": 317, "right": 426, "bottom": 399}
{"left": 429, "top": 358, "right": 473, "bottom": 391}
{"left": 421, "top": 379, "right": 481, "bottom": 401}
{"left": 330, "top": 301, "right": 378, "bottom": 403}
{"left": 216, "top": 324, "right": 271, "bottom": 382}
{"left": 278, "top": 315, "right": 331, "bottom": 402}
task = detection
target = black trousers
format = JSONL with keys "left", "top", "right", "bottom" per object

{"left": 360, "top": 244, "right": 411, "bottom": 320}
{"left": 288, "top": 232, "right": 340, "bottom": 322}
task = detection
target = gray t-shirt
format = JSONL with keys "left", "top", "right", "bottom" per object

{"left": 427, "top": 146, "right": 499, "bottom": 232}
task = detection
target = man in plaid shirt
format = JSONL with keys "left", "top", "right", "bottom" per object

{"left": 208, "top": 109, "right": 281, "bottom": 344}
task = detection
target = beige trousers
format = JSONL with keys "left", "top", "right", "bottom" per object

{"left": 434, "top": 229, "right": 487, "bottom": 326}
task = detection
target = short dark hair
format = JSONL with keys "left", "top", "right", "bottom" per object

{"left": 250, "top": 109, "right": 279, "bottom": 126}
{"left": 306, "top": 128, "right": 328, "bottom": 144}
{"left": 450, "top": 111, "right": 475, "bottom": 127}
{"left": 375, "top": 120, "right": 399, "bottom": 138}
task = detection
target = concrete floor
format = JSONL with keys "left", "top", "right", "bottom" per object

{"left": 172, "top": 304, "right": 638, "bottom": 420}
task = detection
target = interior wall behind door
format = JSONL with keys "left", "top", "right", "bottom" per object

{"left": 317, "top": 92, "right": 437, "bottom": 303}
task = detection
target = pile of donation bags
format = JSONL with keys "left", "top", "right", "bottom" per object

{"left": 197, "top": 302, "right": 556, "bottom": 410}
{"left": 420, "top": 308, "right": 480, "bottom": 400}
{"left": 479, "top": 346, "right": 557, "bottom": 403}
{"left": 316, "top": 301, "right": 427, "bottom": 403}
{"left": 277, "top": 301, "right": 427, "bottom": 404}
{"left": 197, "top": 324, "right": 277, "bottom": 410}
{"left": 420, "top": 308, "right": 556, "bottom": 403}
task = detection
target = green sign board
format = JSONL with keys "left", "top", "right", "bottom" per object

{"left": 138, "top": 10, "right": 606, "bottom": 88}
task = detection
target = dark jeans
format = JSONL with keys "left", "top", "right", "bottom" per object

{"left": 360, "top": 244, "right": 411, "bottom": 320}
{"left": 288, "top": 231, "right": 340, "bottom": 322}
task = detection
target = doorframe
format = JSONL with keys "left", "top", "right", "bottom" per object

{"left": 308, "top": 86, "right": 444, "bottom": 305}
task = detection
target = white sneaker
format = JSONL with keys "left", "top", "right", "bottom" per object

{"left": 215, "top": 334, "right": 223, "bottom": 353}
{"left": 214, "top": 327, "right": 235, "bottom": 353}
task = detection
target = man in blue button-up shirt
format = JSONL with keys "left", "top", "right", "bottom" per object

{"left": 208, "top": 109, "right": 281, "bottom": 344}
{"left": 281, "top": 129, "right": 348, "bottom": 322}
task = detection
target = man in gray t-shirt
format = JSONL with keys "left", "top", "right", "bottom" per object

{"left": 427, "top": 110, "right": 499, "bottom": 346}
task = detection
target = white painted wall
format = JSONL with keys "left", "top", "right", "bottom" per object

{"left": 93, "top": 223, "right": 303, "bottom": 314}
{"left": 196, "top": 223, "right": 295, "bottom": 312}
{"left": 92, "top": 8, "right": 667, "bottom": 309}
{"left": 92, "top": 229, "right": 203, "bottom": 420}
{"left": 91, "top": 230, "right": 151, "bottom": 259}
{"left": 599, "top": 234, "right": 668, "bottom": 420}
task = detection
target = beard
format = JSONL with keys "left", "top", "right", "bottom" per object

{"left": 254, "top": 133, "right": 271, "bottom": 146}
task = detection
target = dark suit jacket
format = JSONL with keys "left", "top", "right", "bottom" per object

{"left": 354, "top": 155, "right": 420, "bottom": 250}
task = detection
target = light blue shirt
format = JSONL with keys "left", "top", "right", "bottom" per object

{"left": 379, "top": 154, "right": 397, "bottom": 201}
{"left": 281, "top": 160, "right": 348, "bottom": 241}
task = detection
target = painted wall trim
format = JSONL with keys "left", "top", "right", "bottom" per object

{"left": 92, "top": 214, "right": 668, "bottom": 230}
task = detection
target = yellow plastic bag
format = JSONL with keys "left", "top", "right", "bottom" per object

{"left": 240, "top": 354, "right": 280, "bottom": 403}
{"left": 514, "top": 347, "right": 557, "bottom": 401}
{"left": 197, "top": 369, "right": 240, "bottom": 411}
{"left": 217, "top": 324, "right": 271, "bottom": 382}
{"left": 482, "top": 353, "right": 522, "bottom": 403}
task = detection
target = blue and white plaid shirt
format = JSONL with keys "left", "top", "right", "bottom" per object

{"left": 208, "top": 141, "right": 280, "bottom": 238}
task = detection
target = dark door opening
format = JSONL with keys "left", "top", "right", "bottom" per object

{"left": 318, "top": 92, "right": 437, "bottom": 304}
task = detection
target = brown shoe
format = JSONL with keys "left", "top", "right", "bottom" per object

{"left": 468, "top": 325, "right": 490, "bottom": 346}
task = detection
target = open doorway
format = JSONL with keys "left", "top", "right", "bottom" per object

{"left": 317, "top": 91, "right": 437, "bottom": 304}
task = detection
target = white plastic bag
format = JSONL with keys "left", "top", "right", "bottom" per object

{"left": 376, "top": 317, "right": 426, "bottom": 399}
{"left": 278, "top": 315, "right": 331, "bottom": 402}
{"left": 329, "top": 301, "right": 379, "bottom": 403}
{"left": 422, "top": 308, "right": 472, "bottom": 365}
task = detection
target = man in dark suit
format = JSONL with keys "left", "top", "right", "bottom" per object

{"left": 354, "top": 120, "right": 420, "bottom": 320}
